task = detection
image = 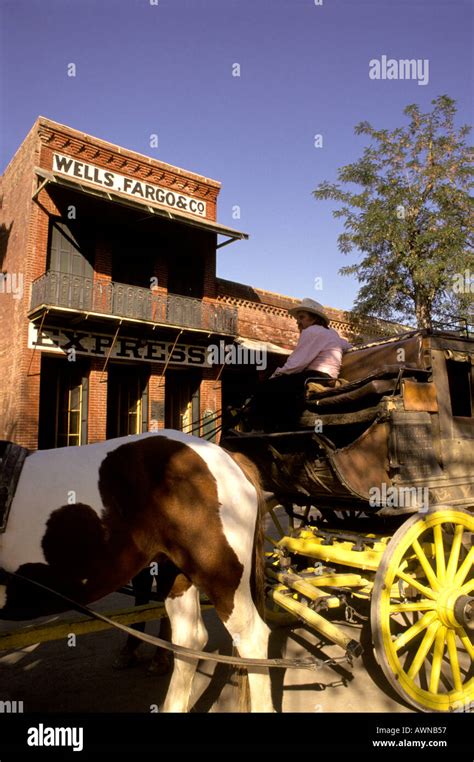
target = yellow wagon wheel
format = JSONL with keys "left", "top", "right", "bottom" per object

{"left": 371, "top": 507, "right": 473, "bottom": 713}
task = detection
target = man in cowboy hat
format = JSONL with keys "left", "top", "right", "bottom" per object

{"left": 247, "top": 298, "right": 352, "bottom": 430}
{"left": 271, "top": 298, "right": 352, "bottom": 379}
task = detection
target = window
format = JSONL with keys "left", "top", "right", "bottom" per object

{"left": 446, "top": 359, "right": 473, "bottom": 417}
{"left": 58, "top": 381, "right": 83, "bottom": 447}
{"left": 106, "top": 364, "right": 149, "bottom": 439}
{"left": 165, "top": 370, "right": 201, "bottom": 434}
{"left": 48, "top": 221, "right": 94, "bottom": 278}
{"left": 38, "top": 358, "right": 88, "bottom": 449}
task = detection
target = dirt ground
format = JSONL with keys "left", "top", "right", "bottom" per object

{"left": 0, "top": 587, "right": 413, "bottom": 714}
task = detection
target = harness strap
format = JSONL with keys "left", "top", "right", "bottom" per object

{"left": 5, "top": 570, "right": 335, "bottom": 671}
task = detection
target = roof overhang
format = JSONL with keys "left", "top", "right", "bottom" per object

{"left": 235, "top": 336, "right": 292, "bottom": 355}
{"left": 33, "top": 167, "right": 248, "bottom": 248}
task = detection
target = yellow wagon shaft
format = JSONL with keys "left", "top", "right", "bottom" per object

{"left": 263, "top": 506, "right": 473, "bottom": 714}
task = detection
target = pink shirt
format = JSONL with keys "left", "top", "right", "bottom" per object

{"left": 271, "top": 325, "right": 352, "bottom": 379}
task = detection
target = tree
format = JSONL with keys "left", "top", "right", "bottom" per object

{"left": 313, "top": 96, "right": 474, "bottom": 330}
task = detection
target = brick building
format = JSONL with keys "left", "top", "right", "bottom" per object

{"left": 0, "top": 117, "right": 385, "bottom": 450}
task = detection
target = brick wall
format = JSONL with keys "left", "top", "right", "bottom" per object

{"left": 88, "top": 358, "right": 108, "bottom": 442}
{"left": 202, "top": 235, "right": 217, "bottom": 299}
{"left": 148, "top": 367, "right": 166, "bottom": 429}
{"left": 0, "top": 124, "right": 44, "bottom": 447}
{"left": 200, "top": 366, "right": 222, "bottom": 441}
{"left": 216, "top": 278, "right": 301, "bottom": 349}
{"left": 94, "top": 237, "right": 112, "bottom": 281}
{"left": 216, "top": 278, "right": 398, "bottom": 347}
{"left": 153, "top": 257, "right": 168, "bottom": 294}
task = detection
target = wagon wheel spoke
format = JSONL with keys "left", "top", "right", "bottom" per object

{"left": 269, "top": 508, "right": 286, "bottom": 538}
{"left": 407, "top": 620, "right": 440, "bottom": 680}
{"left": 429, "top": 625, "right": 447, "bottom": 694}
{"left": 458, "top": 629, "right": 474, "bottom": 661}
{"left": 460, "top": 579, "right": 474, "bottom": 596}
{"left": 455, "top": 547, "right": 474, "bottom": 586}
{"left": 394, "top": 610, "right": 438, "bottom": 651}
{"left": 433, "top": 524, "right": 447, "bottom": 584}
{"left": 389, "top": 600, "right": 436, "bottom": 613}
{"left": 394, "top": 569, "right": 437, "bottom": 600}
{"left": 446, "top": 628, "right": 463, "bottom": 691}
{"left": 446, "top": 525, "right": 464, "bottom": 583}
{"left": 411, "top": 538, "right": 440, "bottom": 592}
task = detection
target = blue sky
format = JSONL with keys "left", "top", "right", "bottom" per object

{"left": 1, "top": 0, "right": 472, "bottom": 310}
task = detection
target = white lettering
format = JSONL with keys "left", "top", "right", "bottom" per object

{"left": 27, "top": 724, "right": 83, "bottom": 752}
{"left": 369, "top": 55, "right": 430, "bottom": 86}
{"left": 0, "top": 272, "right": 24, "bottom": 299}
{"left": 369, "top": 483, "right": 429, "bottom": 510}
{"left": 396, "top": 348, "right": 406, "bottom": 362}
{"left": 206, "top": 340, "right": 267, "bottom": 370}
{"left": 369, "top": 59, "right": 380, "bottom": 80}
{"left": 52, "top": 154, "right": 206, "bottom": 217}
{"left": 0, "top": 700, "right": 24, "bottom": 713}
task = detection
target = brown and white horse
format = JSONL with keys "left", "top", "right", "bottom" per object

{"left": 0, "top": 430, "right": 273, "bottom": 712}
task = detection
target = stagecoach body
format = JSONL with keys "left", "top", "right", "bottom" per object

{"left": 223, "top": 329, "right": 474, "bottom": 713}
{"left": 225, "top": 329, "right": 474, "bottom": 513}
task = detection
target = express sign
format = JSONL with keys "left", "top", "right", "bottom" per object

{"left": 52, "top": 153, "right": 207, "bottom": 218}
{"left": 28, "top": 324, "right": 212, "bottom": 367}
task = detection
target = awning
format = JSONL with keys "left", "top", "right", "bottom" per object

{"left": 33, "top": 167, "right": 248, "bottom": 248}
{"left": 235, "top": 336, "right": 292, "bottom": 355}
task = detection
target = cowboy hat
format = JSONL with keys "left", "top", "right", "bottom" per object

{"left": 288, "top": 298, "right": 330, "bottom": 326}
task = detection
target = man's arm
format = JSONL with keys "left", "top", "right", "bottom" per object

{"left": 341, "top": 338, "right": 352, "bottom": 352}
{"left": 271, "top": 328, "right": 321, "bottom": 377}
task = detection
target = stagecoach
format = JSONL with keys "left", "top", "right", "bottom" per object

{"left": 222, "top": 328, "right": 474, "bottom": 713}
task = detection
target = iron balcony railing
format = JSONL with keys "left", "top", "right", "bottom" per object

{"left": 30, "top": 271, "right": 238, "bottom": 335}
